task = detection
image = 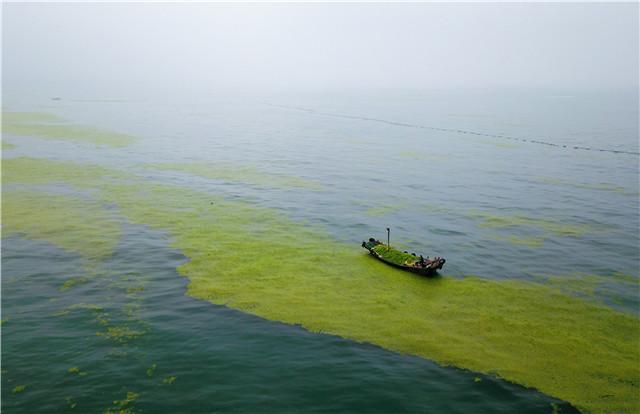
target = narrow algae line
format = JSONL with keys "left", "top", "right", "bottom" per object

{"left": 364, "top": 202, "right": 407, "bottom": 217}
{"left": 2, "top": 157, "right": 129, "bottom": 187}
{"left": 422, "top": 203, "right": 597, "bottom": 238}
{"left": 97, "top": 181, "right": 639, "bottom": 414}
{"left": 3, "top": 123, "right": 136, "bottom": 147}
{"left": 537, "top": 176, "right": 639, "bottom": 197}
{"left": 2, "top": 111, "right": 66, "bottom": 124}
{"left": 2, "top": 110, "right": 136, "bottom": 147}
{"left": 469, "top": 210, "right": 594, "bottom": 238}
{"left": 145, "top": 162, "right": 323, "bottom": 190}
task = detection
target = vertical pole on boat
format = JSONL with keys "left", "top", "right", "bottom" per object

{"left": 386, "top": 227, "right": 390, "bottom": 250}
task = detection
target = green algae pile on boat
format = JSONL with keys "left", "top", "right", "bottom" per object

{"left": 363, "top": 239, "right": 445, "bottom": 276}
{"left": 3, "top": 156, "right": 639, "bottom": 414}
{"left": 371, "top": 244, "right": 422, "bottom": 266}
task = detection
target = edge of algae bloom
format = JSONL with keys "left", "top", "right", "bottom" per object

{"left": 2, "top": 158, "right": 125, "bottom": 264}
{"left": 98, "top": 180, "right": 639, "bottom": 414}
{"left": 2, "top": 189, "right": 122, "bottom": 262}
{"left": 4, "top": 157, "right": 639, "bottom": 413}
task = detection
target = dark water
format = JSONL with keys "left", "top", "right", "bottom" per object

{"left": 2, "top": 90, "right": 638, "bottom": 413}
{"left": 2, "top": 225, "right": 577, "bottom": 413}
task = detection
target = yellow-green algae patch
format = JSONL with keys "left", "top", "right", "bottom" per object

{"left": 538, "top": 176, "right": 638, "bottom": 196}
{"left": 3, "top": 111, "right": 136, "bottom": 147}
{"left": 2, "top": 111, "right": 66, "bottom": 124}
{"left": 12, "top": 385, "right": 27, "bottom": 394}
{"left": 146, "top": 162, "right": 323, "bottom": 190}
{"left": 104, "top": 391, "right": 138, "bottom": 414}
{"left": 470, "top": 211, "right": 591, "bottom": 238}
{"left": 67, "top": 367, "right": 88, "bottom": 376}
{"left": 2, "top": 141, "right": 16, "bottom": 150}
{"left": 96, "top": 326, "right": 145, "bottom": 343}
{"left": 98, "top": 181, "right": 639, "bottom": 414}
{"left": 364, "top": 202, "right": 407, "bottom": 217}
{"left": 2, "top": 190, "right": 121, "bottom": 262}
{"left": 54, "top": 303, "right": 105, "bottom": 318}
{"left": 60, "top": 276, "right": 91, "bottom": 291}
{"left": 421, "top": 204, "right": 595, "bottom": 239}
{"left": 492, "top": 235, "right": 545, "bottom": 248}
{"left": 2, "top": 157, "right": 127, "bottom": 187}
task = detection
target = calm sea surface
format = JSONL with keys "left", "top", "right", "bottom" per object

{"left": 2, "top": 90, "right": 638, "bottom": 413}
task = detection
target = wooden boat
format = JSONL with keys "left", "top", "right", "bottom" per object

{"left": 361, "top": 238, "right": 445, "bottom": 276}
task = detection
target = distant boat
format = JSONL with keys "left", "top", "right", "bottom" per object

{"left": 361, "top": 237, "right": 445, "bottom": 276}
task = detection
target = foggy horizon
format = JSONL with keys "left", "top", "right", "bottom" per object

{"left": 2, "top": 2, "right": 639, "bottom": 97}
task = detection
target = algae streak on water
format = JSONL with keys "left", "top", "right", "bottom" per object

{"left": 146, "top": 162, "right": 323, "bottom": 190}
{"left": 2, "top": 157, "right": 127, "bottom": 188}
{"left": 3, "top": 157, "right": 639, "bottom": 413}
{"left": 2, "top": 110, "right": 136, "bottom": 147}
{"left": 538, "top": 176, "right": 638, "bottom": 196}
{"left": 471, "top": 212, "right": 592, "bottom": 237}
{"left": 2, "top": 111, "right": 66, "bottom": 124}
{"left": 364, "top": 202, "right": 407, "bottom": 217}
{"left": 422, "top": 203, "right": 594, "bottom": 238}
{"left": 98, "top": 182, "right": 639, "bottom": 414}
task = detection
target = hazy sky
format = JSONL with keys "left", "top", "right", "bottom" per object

{"left": 3, "top": 2, "right": 638, "bottom": 95}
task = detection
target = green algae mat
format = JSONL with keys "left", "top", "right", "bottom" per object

{"left": 3, "top": 156, "right": 639, "bottom": 414}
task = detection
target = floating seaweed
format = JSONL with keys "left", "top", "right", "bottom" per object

{"left": 104, "top": 391, "right": 139, "bottom": 414}
{"left": 11, "top": 385, "right": 27, "bottom": 394}
{"left": 146, "top": 364, "right": 157, "bottom": 378}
